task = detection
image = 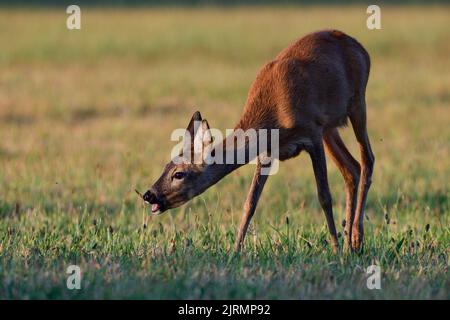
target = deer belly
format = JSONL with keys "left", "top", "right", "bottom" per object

{"left": 279, "top": 137, "right": 313, "bottom": 161}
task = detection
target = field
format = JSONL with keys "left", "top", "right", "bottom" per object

{"left": 0, "top": 5, "right": 449, "bottom": 299}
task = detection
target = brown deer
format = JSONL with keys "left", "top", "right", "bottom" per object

{"left": 143, "top": 30, "right": 374, "bottom": 252}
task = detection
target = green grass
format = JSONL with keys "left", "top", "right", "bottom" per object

{"left": 0, "top": 6, "right": 449, "bottom": 299}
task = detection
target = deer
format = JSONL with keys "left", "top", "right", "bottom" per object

{"left": 143, "top": 30, "right": 374, "bottom": 253}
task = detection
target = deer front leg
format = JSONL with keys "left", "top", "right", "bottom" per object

{"left": 306, "top": 139, "right": 340, "bottom": 253}
{"left": 234, "top": 159, "right": 269, "bottom": 252}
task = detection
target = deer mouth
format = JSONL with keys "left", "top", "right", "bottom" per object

{"left": 149, "top": 198, "right": 167, "bottom": 215}
{"left": 151, "top": 203, "right": 162, "bottom": 215}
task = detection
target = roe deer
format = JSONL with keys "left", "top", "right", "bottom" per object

{"left": 143, "top": 30, "right": 374, "bottom": 252}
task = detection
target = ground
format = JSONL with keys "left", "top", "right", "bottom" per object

{"left": 0, "top": 6, "right": 449, "bottom": 299}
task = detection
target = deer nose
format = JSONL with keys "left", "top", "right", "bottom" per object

{"left": 143, "top": 190, "right": 156, "bottom": 203}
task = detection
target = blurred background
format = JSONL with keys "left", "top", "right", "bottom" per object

{"left": 0, "top": 1, "right": 448, "bottom": 299}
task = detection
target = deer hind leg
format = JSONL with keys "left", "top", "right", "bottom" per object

{"left": 234, "top": 158, "right": 269, "bottom": 252}
{"left": 324, "top": 128, "right": 361, "bottom": 251}
{"left": 349, "top": 97, "right": 375, "bottom": 251}
{"left": 306, "top": 138, "right": 339, "bottom": 253}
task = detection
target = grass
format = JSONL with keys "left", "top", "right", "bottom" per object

{"left": 0, "top": 5, "right": 449, "bottom": 299}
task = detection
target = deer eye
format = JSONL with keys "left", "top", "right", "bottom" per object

{"left": 173, "top": 171, "right": 186, "bottom": 180}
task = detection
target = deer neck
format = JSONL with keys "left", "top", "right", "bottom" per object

{"left": 203, "top": 124, "right": 262, "bottom": 186}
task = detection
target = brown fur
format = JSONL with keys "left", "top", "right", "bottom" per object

{"left": 237, "top": 30, "right": 370, "bottom": 160}
{"left": 145, "top": 30, "right": 374, "bottom": 253}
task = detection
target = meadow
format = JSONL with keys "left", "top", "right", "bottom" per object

{"left": 0, "top": 5, "right": 449, "bottom": 299}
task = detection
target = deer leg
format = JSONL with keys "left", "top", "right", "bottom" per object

{"left": 349, "top": 99, "right": 375, "bottom": 251}
{"left": 234, "top": 159, "right": 269, "bottom": 252}
{"left": 306, "top": 139, "right": 340, "bottom": 253}
{"left": 324, "top": 128, "right": 360, "bottom": 251}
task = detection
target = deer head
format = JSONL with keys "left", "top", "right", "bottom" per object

{"left": 143, "top": 111, "right": 220, "bottom": 215}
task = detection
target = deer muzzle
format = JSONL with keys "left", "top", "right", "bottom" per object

{"left": 143, "top": 190, "right": 164, "bottom": 215}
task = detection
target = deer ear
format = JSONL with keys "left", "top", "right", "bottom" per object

{"left": 201, "top": 119, "right": 213, "bottom": 146}
{"left": 193, "top": 119, "right": 213, "bottom": 158}
{"left": 193, "top": 119, "right": 212, "bottom": 148}
{"left": 182, "top": 111, "right": 203, "bottom": 157}
{"left": 186, "top": 111, "right": 202, "bottom": 138}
